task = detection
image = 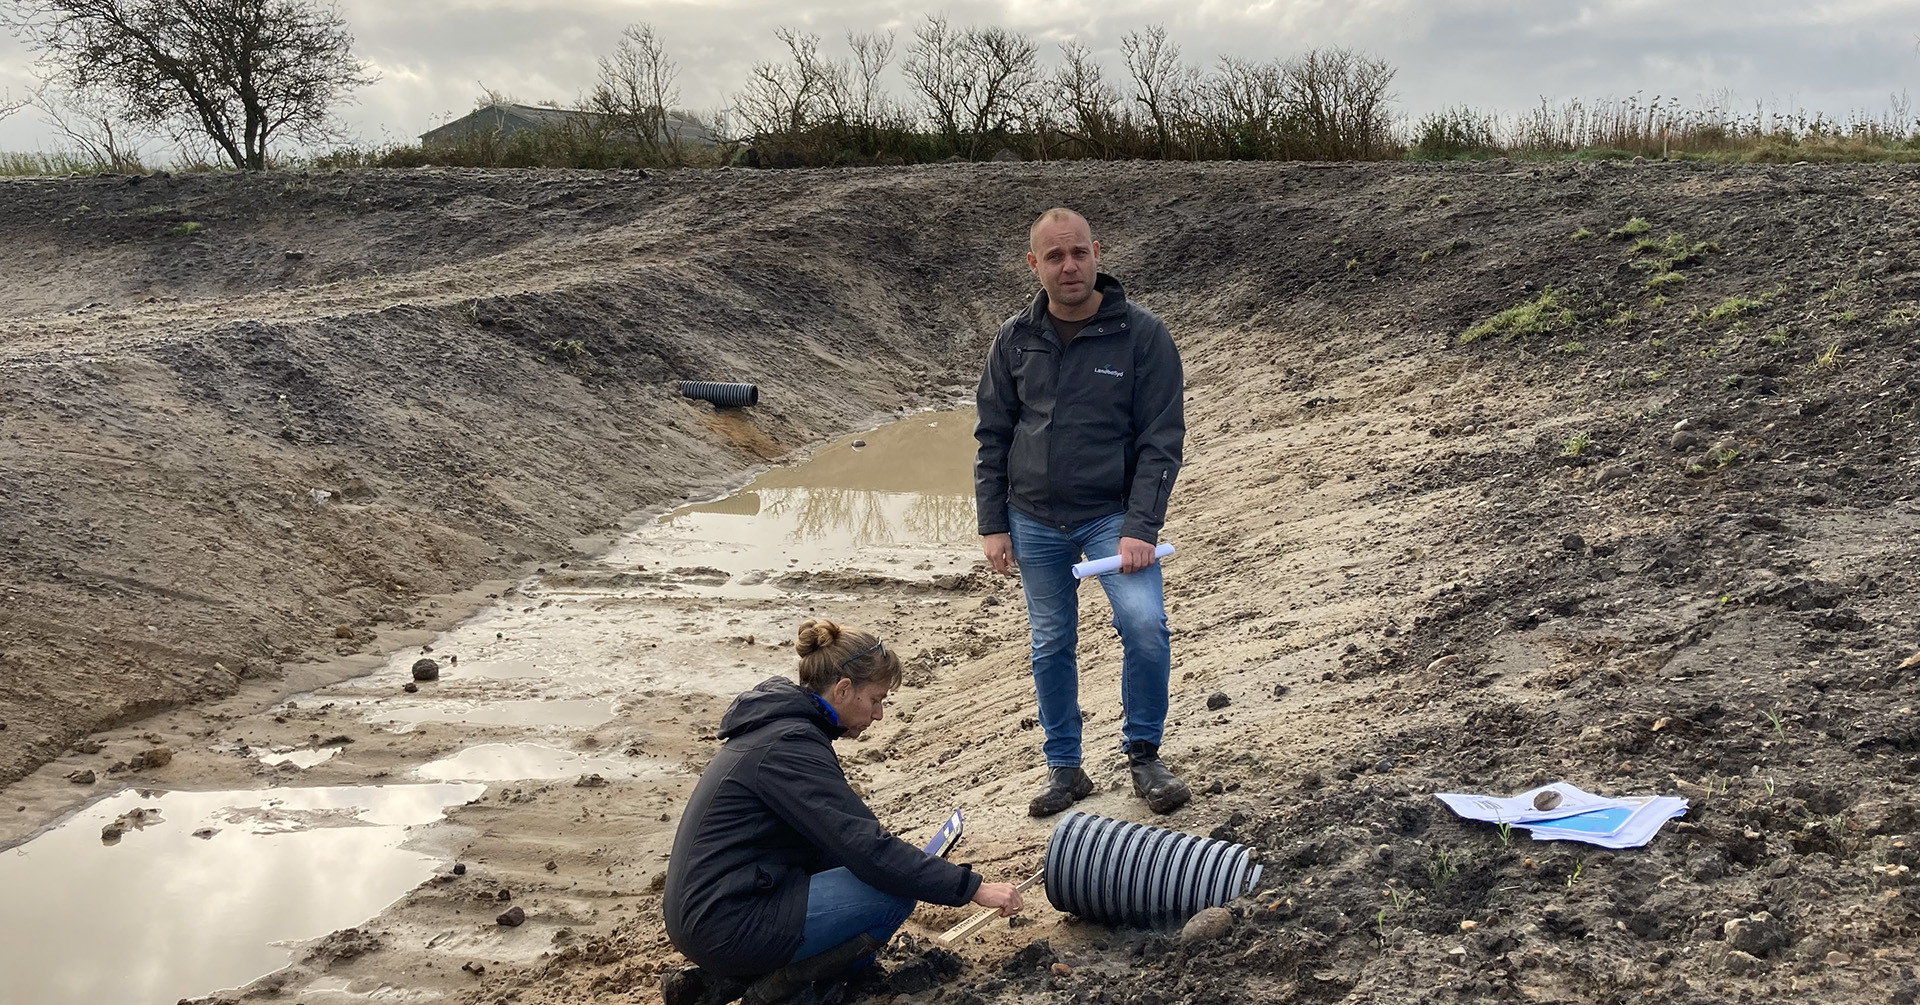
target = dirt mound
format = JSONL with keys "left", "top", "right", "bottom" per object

{"left": 4, "top": 160, "right": 1919, "bottom": 1004}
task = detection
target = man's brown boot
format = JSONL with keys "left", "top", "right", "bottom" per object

{"left": 1027, "top": 765, "right": 1094, "bottom": 817}
{"left": 1127, "top": 741, "right": 1190, "bottom": 814}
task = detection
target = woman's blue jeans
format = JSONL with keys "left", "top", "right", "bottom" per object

{"left": 1006, "top": 508, "right": 1171, "bottom": 768}
{"left": 790, "top": 867, "right": 914, "bottom": 967}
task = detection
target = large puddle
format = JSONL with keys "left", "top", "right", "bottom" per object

{"left": 323, "top": 408, "right": 983, "bottom": 727}
{"left": 8, "top": 408, "right": 982, "bottom": 1004}
{"left": 0, "top": 783, "right": 482, "bottom": 1005}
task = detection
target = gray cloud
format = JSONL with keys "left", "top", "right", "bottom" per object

{"left": 2, "top": 0, "right": 1916, "bottom": 154}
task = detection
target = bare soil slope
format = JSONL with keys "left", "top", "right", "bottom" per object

{"left": 3, "top": 160, "right": 1919, "bottom": 1005}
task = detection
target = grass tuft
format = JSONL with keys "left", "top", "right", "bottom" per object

{"left": 1461, "top": 288, "right": 1577, "bottom": 345}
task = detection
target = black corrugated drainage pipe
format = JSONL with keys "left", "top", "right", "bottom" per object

{"left": 676, "top": 381, "right": 759, "bottom": 408}
{"left": 1045, "top": 811, "right": 1263, "bottom": 928}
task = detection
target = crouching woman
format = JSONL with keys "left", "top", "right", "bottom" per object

{"left": 662, "top": 619, "right": 1024, "bottom": 1002}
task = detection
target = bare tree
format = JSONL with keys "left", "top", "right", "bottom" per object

{"left": 957, "top": 25, "right": 1037, "bottom": 158}
{"left": 0, "top": 87, "right": 26, "bottom": 120}
{"left": 1122, "top": 25, "right": 1187, "bottom": 158}
{"left": 32, "top": 77, "right": 150, "bottom": 169}
{"left": 903, "top": 14, "right": 966, "bottom": 150}
{"left": 1052, "top": 41, "right": 1123, "bottom": 158}
{"left": 1210, "top": 56, "right": 1285, "bottom": 158}
{"left": 3, "top": 0, "right": 374, "bottom": 170}
{"left": 734, "top": 27, "right": 843, "bottom": 140}
{"left": 591, "top": 23, "right": 680, "bottom": 164}
{"left": 1280, "top": 47, "right": 1397, "bottom": 159}
{"left": 847, "top": 30, "right": 894, "bottom": 130}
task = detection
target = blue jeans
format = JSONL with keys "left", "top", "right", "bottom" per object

{"left": 790, "top": 867, "right": 914, "bottom": 968}
{"left": 1006, "top": 509, "right": 1171, "bottom": 767}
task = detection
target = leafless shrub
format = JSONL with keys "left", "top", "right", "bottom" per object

{"left": 591, "top": 23, "right": 681, "bottom": 164}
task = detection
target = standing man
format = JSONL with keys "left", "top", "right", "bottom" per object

{"left": 974, "top": 207, "right": 1189, "bottom": 817}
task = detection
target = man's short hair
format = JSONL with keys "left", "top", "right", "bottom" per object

{"left": 1029, "top": 207, "right": 1091, "bottom": 249}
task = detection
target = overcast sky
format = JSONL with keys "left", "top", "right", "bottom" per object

{"left": 2, "top": 0, "right": 1916, "bottom": 154}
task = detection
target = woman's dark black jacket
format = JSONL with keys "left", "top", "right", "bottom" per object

{"left": 663, "top": 677, "right": 982, "bottom": 976}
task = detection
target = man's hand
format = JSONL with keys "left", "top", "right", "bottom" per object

{"left": 971, "top": 881, "right": 1025, "bottom": 917}
{"left": 982, "top": 533, "right": 1017, "bottom": 575}
{"left": 1118, "top": 536, "right": 1157, "bottom": 574}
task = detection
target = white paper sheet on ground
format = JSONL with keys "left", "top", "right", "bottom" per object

{"left": 1432, "top": 782, "right": 1619, "bottom": 825}
{"left": 1071, "top": 543, "right": 1175, "bottom": 580}
{"left": 1523, "top": 796, "right": 1689, "bottom": 849}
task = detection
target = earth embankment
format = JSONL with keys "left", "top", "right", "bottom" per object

{"left": 3, "top": 160, "right": 1920, "bottom": 1004}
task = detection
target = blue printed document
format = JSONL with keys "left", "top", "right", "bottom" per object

{"left": 1435, "top": 784, "right": 1687, "bottom": 849}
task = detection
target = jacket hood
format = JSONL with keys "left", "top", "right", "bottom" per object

{"left": 718, "top": 676, "right": 842, "bottom": 741}
{"left": 1020, "top": 272, "right": 1127, "bottom": 329}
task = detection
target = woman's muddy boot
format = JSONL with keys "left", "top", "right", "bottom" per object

{"left": 1127, "top": 741, "right": 1190, "bottom": 814}
{"left": 1027, "top": 765, "right": 1094, "bottom": 817}
{"left": 741, "top": 934, "right": 881, "bottom": 1005}
{"left": 661, "top": 967, "right": 753, "bottom": 1005}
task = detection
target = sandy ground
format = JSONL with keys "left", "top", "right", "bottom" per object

{"left": 3, "top": 160, "right": 1920, "bottom": 1005}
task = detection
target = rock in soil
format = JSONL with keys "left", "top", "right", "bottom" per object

{"left": 1180, "top": 906, "right": 1233, "bottom": 943}
{"left": 411, "top": 658, "right": 440, "bottom": 682}
{"left": 496, "top": 906, "right": 526, "bottom": 927}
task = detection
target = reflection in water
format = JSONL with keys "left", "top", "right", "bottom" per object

{"left": 0, "top": 784, "right": 481, "bottom": 1005}
{"left": 663, "top": 409, "right": 980, "bottom": 558}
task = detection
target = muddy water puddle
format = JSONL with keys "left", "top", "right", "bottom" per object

{"left": 0, "top": 783, "right": 481, "bottom": 1005}
{"left": 12, "top": 408, "right": 982, "bottom": 1004}
{"left": 321, "top": 408, "right": 982, "bottom": 727}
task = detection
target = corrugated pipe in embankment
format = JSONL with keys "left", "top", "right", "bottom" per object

{"left": 1045, "top": 811, "right": 1263, "bottom": 928}
{"left": 676, "top": 381, "right": 759, "bottom": 408}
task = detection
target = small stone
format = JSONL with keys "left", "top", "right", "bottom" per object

{"left": 1671, "top": 430, "right": 1705, "bottom": 451}
{"left": 544, "top": 859, "right": 558, "bottom": 872}
{"left": 496, "top": 889, "right": 512, "bottom": 902}
{"left": 411, "top": 659, "right": 440, "bottom": 682}
{"left": 1426, "top": 655, "right": 1462, "bottom": 674}
{"left": 1561, "top": 533, "right": 1586, "bottom": 552}
{"left": 1271, "top": 683, "right": 1290, "bottom": 698}
{"left": 67, "top": 769, "right": 96, "bottom": 784}
{"left": 402, "top": 682, "right": 418, "bottom": 693}
{"left": 333, "top": 625, "right": 354, "bottom": 639}
{"left": 453, "top": 863, "right": 467, "bottom": 875}
{"left": 1593, "top": 464, "right": 1630, "bottom": 484}
{"left": 1723, "top": 949, "right": 1762, "bottom": 975}
{"left": 496, "top": 906, "right": 526, "bottom": 926}
{"left": 1180, "top": 906, "right": 1233, "bottom": 943}
{"left": 1826, "top": 951, "right": 1851, "bottom": 967}
{"left": 72, "top": 739, "right": 102, "bottom": 754}
{"left": 101, "top": 822, "right": 125, "bottom": 841}
{"left": 1459, "top": 920, "right": 1478, "bottom": 931}
{"left": 851, "top": 439, "right": 867, "bottom": 449}
{"left": 1723, "top": 912, "right": 1787, "bottom": 956}
{"left": 462, "top": 961, "right": 485, "bottom": 975}
{"left": 1206, "top": 692, "right": 1231, "bottom": 710}
{"left": 129, "top": 747, "right": 172, "bottom": 770}
{"left": 1051, "top": 963, "right": 1073, "bottom": 977}
{"left": 1532, "top": 790, "right": 1563, "bottom": 812}
{"left": 575, "top": 774, "right": 607, "bottom": 788}
{"left": 192, "top": 827, "right": 218, "bottom": 840}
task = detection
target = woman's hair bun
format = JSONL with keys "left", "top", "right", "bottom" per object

{"left": 795, "top": 618, "right": 842, "bottom": 657}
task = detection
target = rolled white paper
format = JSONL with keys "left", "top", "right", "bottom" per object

{"left": 1072, "top": 543, "right": 1175, "bottom": 579}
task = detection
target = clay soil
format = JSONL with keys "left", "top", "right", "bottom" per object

{"left": 3, "top": 159, "right": 1919, "bottom": 1005}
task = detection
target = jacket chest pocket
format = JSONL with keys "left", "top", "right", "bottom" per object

{"left": 1010, "top": 345, "right": 1055, "bottom": 395}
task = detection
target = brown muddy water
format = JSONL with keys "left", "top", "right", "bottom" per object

{"left": 0, "top": 783, "right": 483, "bottom": 1004}
{"left": 4, "top": 408, "right": 982, "bottom": 1004}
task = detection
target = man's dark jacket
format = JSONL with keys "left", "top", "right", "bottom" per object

{"left": 974, "top": 273, "right": 1185, "bottom": 542}
{"left": 663, "top": 677, "right": 981, "bottom": 976}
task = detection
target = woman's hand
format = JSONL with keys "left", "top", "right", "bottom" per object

{"left": 971, "top": 881, "right": 1024, "bottom": 917}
